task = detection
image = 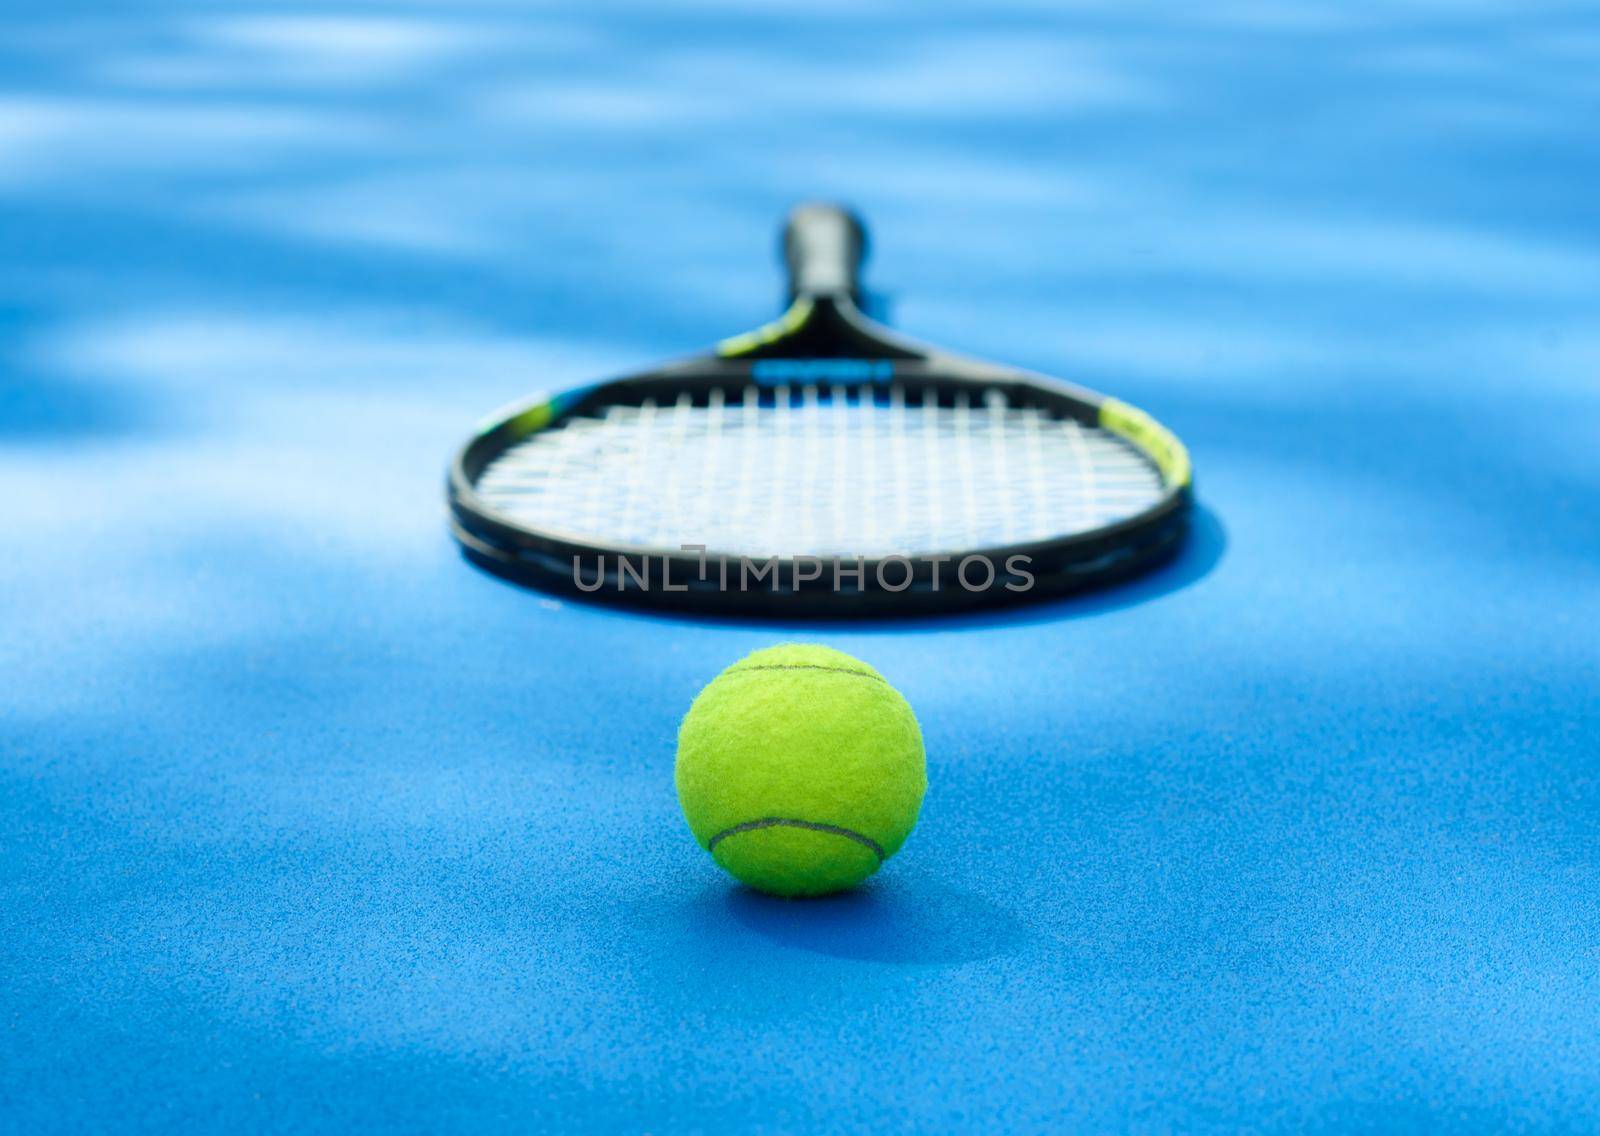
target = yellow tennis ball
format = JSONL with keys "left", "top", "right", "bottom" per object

{"left": 675, "top": 644, "right": 927, "bottom": 897}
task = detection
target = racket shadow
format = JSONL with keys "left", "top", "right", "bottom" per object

{"left": 908, "top": 500, "right": 1229, "bottom": 631}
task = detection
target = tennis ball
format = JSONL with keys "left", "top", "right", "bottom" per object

{"left": 675, "top": 644, "right": 926, "bottom": 897}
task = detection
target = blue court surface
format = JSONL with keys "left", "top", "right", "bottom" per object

{"left": 4, "top": 2, "right": 1599, "bottom": 1131}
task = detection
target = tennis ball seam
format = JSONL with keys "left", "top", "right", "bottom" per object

{"left": 725, "top": 663, "right": 887, "bottom": 686}
{"left": 707, "top": 817, "right": 886, "bottom": 862}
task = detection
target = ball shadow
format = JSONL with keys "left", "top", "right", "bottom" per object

{"left": 722, "top": 877, "right": 1028, "bottom": 965}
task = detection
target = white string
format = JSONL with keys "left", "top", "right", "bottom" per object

{"left": 986, "top": 389, "right": 1013, "bottom": 545}
{"left": 860, "top": 387, "right": 879, "bottom": 550}
{"left": 475, "top": 387, "right": 1165, "bottom": 557}
{"left": 735, "top": 386, "right": 759, "bottom": 549}
{"left": 923, "top": 391, "right": 942, "bottom": 547}
{"left": 1061, "top": 417, "right": 1097, "bottom": 530}
{"left": 890, "top": 385, "right": 909, "bottom": 537}
{"left": 799, "top": 384, "right": 819, "bottom": 553}
{"left": 829, "top": 383, "right": 849, "bottom": 551}
{"left": 769, "top": 385, "right": 792, "bottom": 555}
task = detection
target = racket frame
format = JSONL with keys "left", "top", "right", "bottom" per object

{"left": 447, "top": 209, "right": 1193, "bottom": 615}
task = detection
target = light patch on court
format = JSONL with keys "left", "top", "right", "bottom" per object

{"left": 0, "top": 94, "right": 389, "bottom": 186}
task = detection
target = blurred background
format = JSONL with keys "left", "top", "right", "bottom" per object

{"left": 7, "top": 0, "right": 1597, "bottom": 659}
{"left": 7, "top": 1, "right": 1598, "bottom": 443}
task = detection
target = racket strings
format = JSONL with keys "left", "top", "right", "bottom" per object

{"left": 473, "top": 385, "right": 1164, "bottom": 557}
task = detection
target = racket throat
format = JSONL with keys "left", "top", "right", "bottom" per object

{"left": 720, "top": 294, "right": 922, "bottom": 361}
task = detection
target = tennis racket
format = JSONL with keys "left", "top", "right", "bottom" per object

{"left": 447, "top": 204, "right": 1192, "bottom": 614}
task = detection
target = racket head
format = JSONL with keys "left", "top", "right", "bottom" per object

{"left": 447, "top": 207, "right": 1192, "bottom": 615}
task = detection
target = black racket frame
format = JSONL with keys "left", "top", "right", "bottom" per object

{"left": 447, "top": 205, "right": 1192, "bottom": 616}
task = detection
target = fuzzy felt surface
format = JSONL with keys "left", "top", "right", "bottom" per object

{"left": 677, "top": 644, "right": 927, "bottom": 896}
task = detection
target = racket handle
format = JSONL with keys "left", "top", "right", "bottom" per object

{"left": 783, "top": 203, "right": 867, "bottom": 304}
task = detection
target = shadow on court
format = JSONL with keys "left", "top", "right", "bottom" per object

{"left": 722, "top": 878, "right": 1030, "bottom": 965}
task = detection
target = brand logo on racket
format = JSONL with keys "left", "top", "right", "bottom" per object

{"left": 750, "top": 359, "right": 895, "bottom": 386}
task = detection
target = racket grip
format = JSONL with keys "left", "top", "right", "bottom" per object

{"left": 783, "top": 203, "right": 867, "bottom": 303}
